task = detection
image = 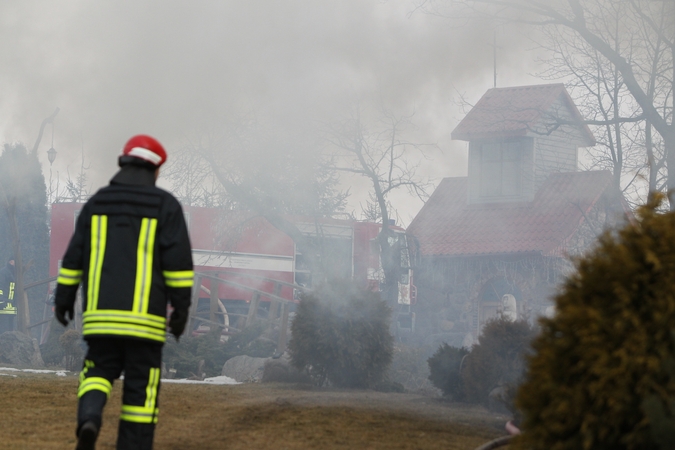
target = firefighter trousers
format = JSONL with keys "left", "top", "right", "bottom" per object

{"left": 77, "top": 337, "right": 162, "bottom": 450}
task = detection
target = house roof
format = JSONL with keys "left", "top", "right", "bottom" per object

{"left": 451, "top": 83, "right": 595, "bottom": 145}
{"left": 407, "top": 171, "right": 613, "bottom": 258}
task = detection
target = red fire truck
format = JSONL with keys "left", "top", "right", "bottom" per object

{"left": 49, "top": 203, "right": 416, "bottom": 332}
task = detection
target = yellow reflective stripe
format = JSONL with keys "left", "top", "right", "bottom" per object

{"left": 87, "top": 215, "right": 108, "bottom": 310}
{"left": 60, "top": 267, "right": 83, "bottom": 277}
{"left": 83, "top": 309, "right": 166, "bottom": 327}
{"left": 78, "top": 377, "right": 112, "bottom": 398}
{"left": 0, "top": 302, "right": 16, "bottom": 313}
{"left": 82, "top": 324, "right": 166, "bottom": 343}
{"left": 119, "top": 414, "right": 158, "bottom": 424}
{"left": 145, "top": 367, "right": 160, "bottom": 410}
{"left": 165, "top": 279, "right": 194, "bottom": 288}
{"left": 121, "top": 365, "right": 160, "bottom": 424}
{"left": 163, "top": 270, "right": 194, "bottom": 288}
{"left": 163, "top": 270, "right": 194, "bottom": 279}
{"left": 82, "top": 321, "right": 166, "bottom": 335}
{"left": 120, "top": 405, "right": 159, "bottom": 424}
{"left": 80, "top": 360, "right": 95, "bottom": 384}
{"left": 8, "top": 282, "right": 14, "bottom": 300}
{"left": 133, "top": 218, "right": 157, "bottom": 314}
{"left": 58, "top": 268, "right": 83, "bottom": 286}
{"left": 57, "top": 277, "right": 80, "bottom": 286}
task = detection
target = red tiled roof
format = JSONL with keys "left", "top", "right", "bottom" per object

{"left": 407, "top": 171, "right": 613, "bottom": 257}
{"left": 451, "top": 84, "right": 594, "bottom": 144}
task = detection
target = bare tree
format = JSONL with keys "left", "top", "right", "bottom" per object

{"left": 169, "top": 117, "right": 350, "bottom": 284}
{"left": 534, "top": 3, "right": 665, "bottom": 207}
{"left": 422, "top": 0, "right": 675, "bottom": 207}
{"left": 325, "top": 105, "right": 433, "bottom": 305}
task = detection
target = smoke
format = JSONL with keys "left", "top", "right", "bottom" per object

{"left": 0, "top": 0, "right": 541, "bottom": 220}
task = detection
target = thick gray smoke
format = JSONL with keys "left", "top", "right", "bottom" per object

{"left": 0, "top": 1, "right": 540, "bottom": 220}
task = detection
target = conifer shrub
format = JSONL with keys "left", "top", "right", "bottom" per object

{"left": 40, "top": 319, "right": 67, "bottom": 366}
{"left": 288, "top": 281, "right": 393, "bottom": 388}
{"left": 163, "top": 322, "right": 275, "bottom": 378}
{"left": 514, "top": 199, "right": 675, "bottom": 450}
{"left": 59, "top": 329, "right": 85, "bottom": 371}
{"left": 427, "top": 343, "right": 469, "bottom": 399}
{"left": 388, "top": 344, "right": 436, "bottom": 393}
{"left": 462, "top": 317, "right": 537, "bottom": 407}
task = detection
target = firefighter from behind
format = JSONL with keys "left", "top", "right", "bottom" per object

{"left": 54, "top": 135, "right": 193, "bottom": 450}
{"left": 0, "top": 256, "right": 17, "bottom": 333}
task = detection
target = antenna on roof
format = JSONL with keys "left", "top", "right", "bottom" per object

{"left": 493, "top": 30, "right": 497, "bottom": 88}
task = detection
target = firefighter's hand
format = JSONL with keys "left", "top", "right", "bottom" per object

{"left": 55, "top": 304, "right": 74, "bottom": 326}
{"left": 169, "top": 309, "right": 188, "bottom": 340}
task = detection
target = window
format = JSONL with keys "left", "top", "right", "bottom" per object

{"left": 479, "top": 141, "right": 523, "bottom": 198}
{"left": 294, "top": 236, "right": 353, "bottom": 289}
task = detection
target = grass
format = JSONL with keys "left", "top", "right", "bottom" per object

{"left": 0, "top": 374, "right": 505, "bottom": 449}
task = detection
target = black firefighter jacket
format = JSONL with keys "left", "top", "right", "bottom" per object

{"left": 54, "top": 167, "right": 193, "bottom": 343}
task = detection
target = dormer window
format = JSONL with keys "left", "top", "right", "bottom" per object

{"left": 479, "top": 140, "right": 524, "bottom": 198}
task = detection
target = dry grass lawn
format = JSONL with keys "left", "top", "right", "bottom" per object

{"left": 0, "top": 373, "right": 507, "bottom": 449}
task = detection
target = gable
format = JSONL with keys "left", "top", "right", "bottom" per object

{"left": 451, "top": 84, "right": 595, "bottom": 146}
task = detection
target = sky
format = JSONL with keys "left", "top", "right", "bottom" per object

{"left": 0, "top": 0, "right": 543, "bottom": 225}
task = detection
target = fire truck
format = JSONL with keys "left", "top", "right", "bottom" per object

{"left": 49, "top": 203, "right": 416, "bottom": 333}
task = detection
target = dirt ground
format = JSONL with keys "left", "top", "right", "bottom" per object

{"left": 0, "top": 371, "right": 508, "bottom": 450}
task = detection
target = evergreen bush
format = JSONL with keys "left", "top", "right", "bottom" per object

{"left": 288, "top": 280, "right": 393, "bottom": 388}
{"left": 387, "top": 344, "right": 436, "bottom": 393}
{"left": 462, "top": 317, "right": 537, "bottom": 406}
{"left": 40, "top": 319, "right": 67, "bottom": 366}
{"left": 59, "top": 329, "right": 85, "bottom": 371}
{"left": 514, "top": 198, "right": 675, "bottom": 449}
{"left": 0, "top": 143, "right": 50, "bottom": 330}
{"left": 163, "top": 322, "right": 275, "bottom": 378}
{"left": 427, "top": 343, "right": 469, "bottom": 400}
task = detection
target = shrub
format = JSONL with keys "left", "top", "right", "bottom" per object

{"left": 462, "top": 317, "right": 537, "bottom": 407}
{"left": 388, "top": 344, "right": 436, "bottom": 393}
{"left": 288, "top": 280, "right": 393, "bottom": 388}
{"left": 427, "top": 343, "right": 469, "bottom": 400}
{"left": 163, "top": 322, "right": 275, "bottom": 378}
{"left": 40, "top": 319, "right": 67, "bottom": 366}
{"left": 514, "top": 198, "right": 675, "bottom": 450}
{"left": 59, "top": 329, "right": 85, "bottom": 371}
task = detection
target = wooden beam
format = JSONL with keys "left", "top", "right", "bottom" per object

{"left": 276, "top": 302, "right": 290, "bottom": 355}
{"left": 246, "top": 292, "right": 261, "bottom": 327}
{"left": 209, "top": 278, "right": 219, "bottom": 328}
{"left": 189, "top": 275, "right": 202, "bottom": 332}
{"left": 198, "top": 272, "right": 295, "bottom": 304}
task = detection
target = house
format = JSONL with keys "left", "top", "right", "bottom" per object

{"left": 407, "top": 84, "right": 628, "bottom": 347}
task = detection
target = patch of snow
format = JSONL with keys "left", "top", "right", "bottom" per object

{"left": 164, "top": 375, "right": 239, "bottom": 385}
{"left": 21, "top": 369, "right": 68, "bottom": 374}
{"left": 0, "top": 367, "right": 70, "bottom": 376}
{"left": 0, "top": 367, "right": 236, "bottom": 384}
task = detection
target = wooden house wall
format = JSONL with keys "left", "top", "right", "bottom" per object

{"left": 530, "top": 97, "right": 589, "bottom": 189}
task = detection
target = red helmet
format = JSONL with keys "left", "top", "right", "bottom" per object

{"left": 122, "top": 135, "right": 167, "bottom": 167}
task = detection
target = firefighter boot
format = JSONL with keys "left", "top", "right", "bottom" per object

{"left": 77, "top": 390, "right": 106, "bottom": 431}
{"left": 76, "top": 421, "right": 99, "bottom": 450}
{"left": 117, "top": 421, "right": 155, "bottom": 450}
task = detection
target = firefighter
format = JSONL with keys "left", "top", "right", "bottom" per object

{"left": 0, "top": 256, "right": 17, "bottom": 333}
{"left": 54, "top": 135, "right": 193, "bottom": 450}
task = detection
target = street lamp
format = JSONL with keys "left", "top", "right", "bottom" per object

{"left": 47, "top": 146, "right": 57, "bottom": 165}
